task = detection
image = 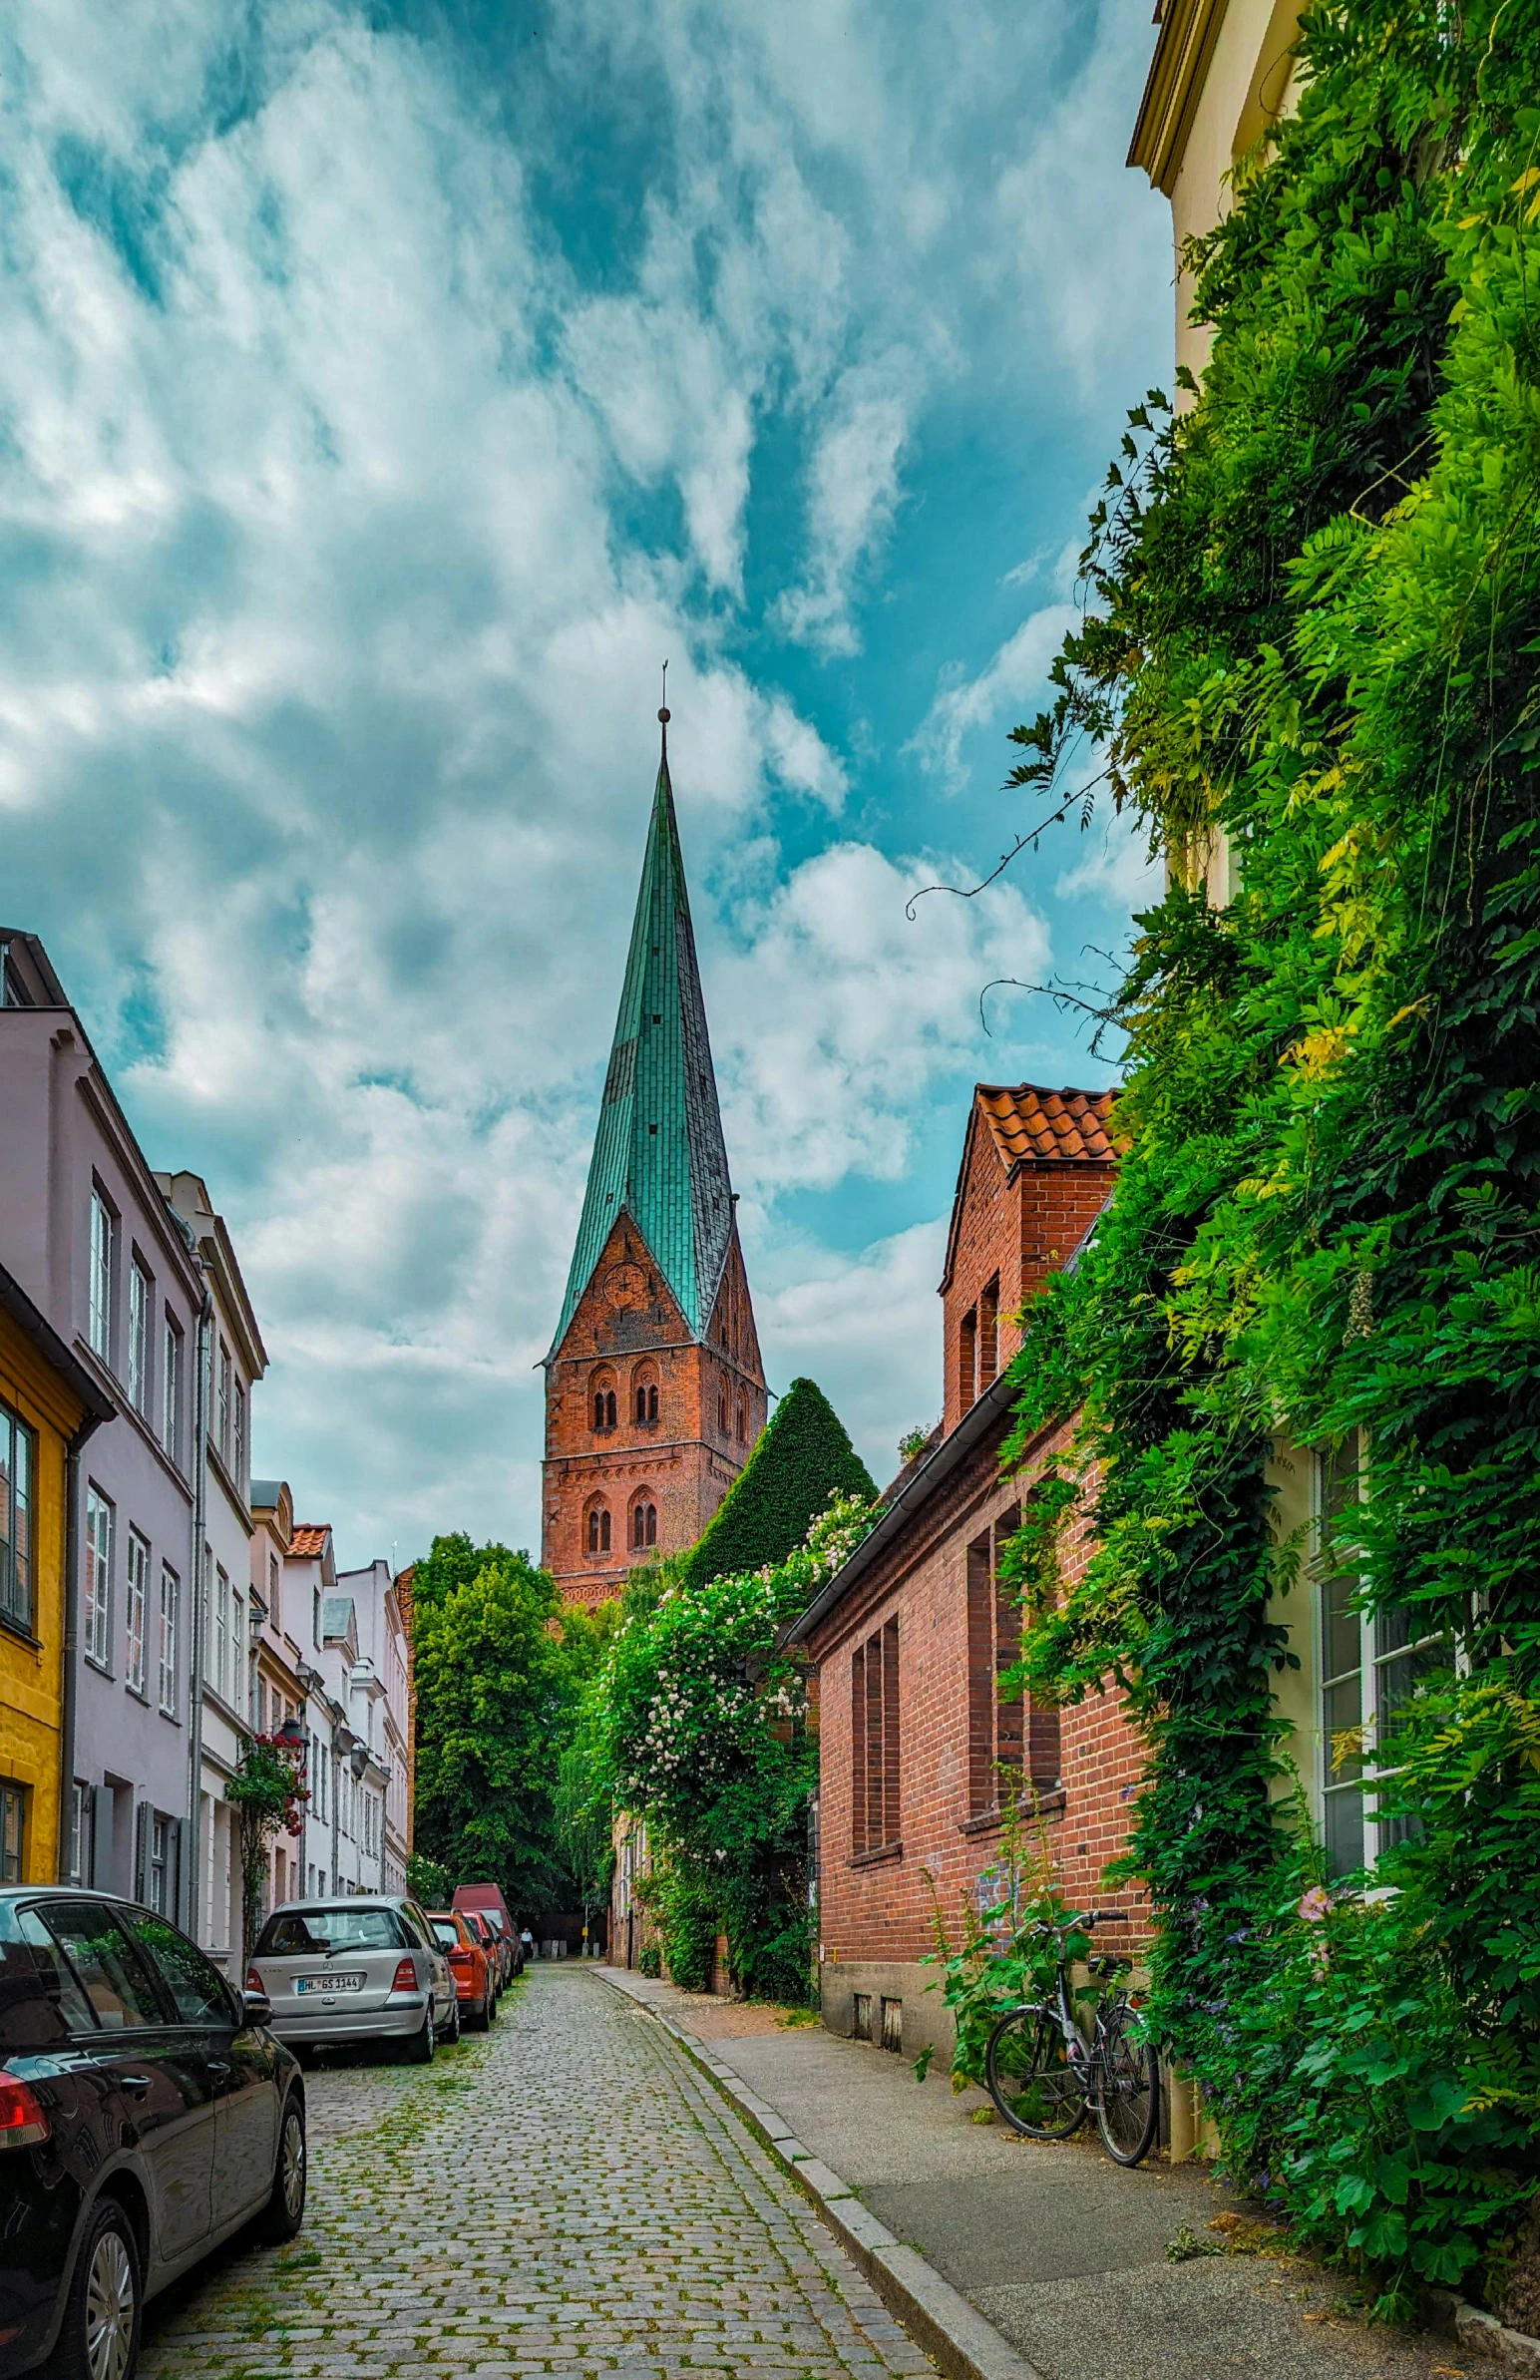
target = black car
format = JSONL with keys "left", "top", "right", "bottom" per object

{"left": 0, "top": 1887, "right": 305, "bottom": 2380}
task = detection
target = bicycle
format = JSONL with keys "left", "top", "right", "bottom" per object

{"left": 982, "top": 1909, "right": 1160, "bottom": 2167}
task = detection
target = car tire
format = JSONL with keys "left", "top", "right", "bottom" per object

{"left": 403, "top": 2005, "right": 435, "bottom": 2064}
{"left": 253, "top": 2098, "right": 307, "bottom": 2245}
{"left": 44, "top": 2193, "right": 142, "bottom": 2380}
{"left": 486, "top": 1987, "right": 499, "bottom": 2026}
{"left": 440, "top": 1995, "right": 461, "bottom": 2046}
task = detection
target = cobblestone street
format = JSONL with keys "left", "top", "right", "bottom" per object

{"left": 139, "top": 1966, "right": 935, "bottom": 2380}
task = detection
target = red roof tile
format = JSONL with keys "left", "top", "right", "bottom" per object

{"left": 289, "top": 1523, "right": 330, "bottom": 1557}
{"left": 976, "top": 1083, "right": 1118, "bottom": 1169}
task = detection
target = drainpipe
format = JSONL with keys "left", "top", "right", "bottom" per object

{"left": 56, "top": 1410, "right": 106, "bottom": 1884}
{"left": 184, "top": 1285, "right": 213, "bottom": 1937}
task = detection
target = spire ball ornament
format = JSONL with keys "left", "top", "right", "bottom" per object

{"left": 658, "top": 706, "right": 670, "bottom": 723}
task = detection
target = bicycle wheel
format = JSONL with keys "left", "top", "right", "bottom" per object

{"left": 1094, "top": 1998, "right": 1159, "bottom": 2166}
{"left": 985, "top": 2005, "right": 1087, "bottom": 2139}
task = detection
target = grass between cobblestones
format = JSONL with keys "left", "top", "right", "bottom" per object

{"left": 138, "top": 1968, "right": 937, "bottom": 2380}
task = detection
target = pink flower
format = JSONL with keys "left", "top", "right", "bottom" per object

{"left": 1298, "top": 1886, "right": 1333, "bottom": 1924}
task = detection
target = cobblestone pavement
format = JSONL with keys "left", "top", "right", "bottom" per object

{"left": 139, "top": 1963, "right": 935, "bottom": 2380}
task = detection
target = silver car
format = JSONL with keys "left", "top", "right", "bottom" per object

{"left": 246, "top": 1896, "right": 459, "bottom": 2062}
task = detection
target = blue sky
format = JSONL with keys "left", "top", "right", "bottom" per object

{"left": 0, "top": 0, "right": 1170, "bottom": 1566}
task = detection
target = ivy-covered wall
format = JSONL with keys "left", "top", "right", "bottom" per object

{"left": 995, "top": 0, "right": 1540, "bottom": 2316}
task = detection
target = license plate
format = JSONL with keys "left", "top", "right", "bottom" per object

{"left": 295, "top": 1973, "right": 364, "bottom": 1993}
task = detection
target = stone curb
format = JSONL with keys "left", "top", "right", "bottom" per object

{"left": 1424, "top": 2288, "right": 1540, "bottom": 2374}
{"left": 594, "top": 1968, "right": 1045, "bottom": 2380}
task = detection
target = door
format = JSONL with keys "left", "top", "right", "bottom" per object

{"left": 124, "top": 1908, "right": 279, "bottom": 2229}
{"left": 39, "top": 1899, "right": 216, "bottom": 2264}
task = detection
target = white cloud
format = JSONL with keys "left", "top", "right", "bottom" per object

{"left": 1054, "top": 805, "right": 1160, "bottom": 908}
{"left": 911, "top": 601, "right": 1080, "bottom": 795}
{"left": 778, "top": 365, "right": 915, "bottom": 655}
{"left": 712, "top": 841, "right": 1050, "bottom": 1192}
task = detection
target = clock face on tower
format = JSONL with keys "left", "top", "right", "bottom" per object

{"left": 603, "top": 1262, "right": 647, "bottom": 1309}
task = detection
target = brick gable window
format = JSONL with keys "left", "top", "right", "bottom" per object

{"left": 959, "top": 1306, "right": 977, "bottom": 1412}
{"left": 978, "top": 1275, "right": 999, "bottom": 1389}
{"left": 966, "top": 1507, "right": 1032, "bottom": 1818}
{"left": 851, "top": 1619, "right": 900, "bottom": 1856}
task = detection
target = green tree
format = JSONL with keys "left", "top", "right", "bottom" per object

{"left": 412, "top": 1537, "right": 601, "bottom": 1916}
{"left": 681, "top": 1377, "right": 877, "bottom": 1589}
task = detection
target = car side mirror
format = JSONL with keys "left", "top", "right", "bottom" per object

{"left": 243, "top": 1986, "right": 272, "bottom": 2025}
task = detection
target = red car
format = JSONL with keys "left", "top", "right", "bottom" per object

{"left": 460, "top": 1907, "right": 506, "bottom": 1995}
{"left": 426, "top": 1910, "right": 496, "bottom": 2030}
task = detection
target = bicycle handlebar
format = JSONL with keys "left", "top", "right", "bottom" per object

{"left": 1023, "top": 1907, "right": 1132, "bottom": 1939}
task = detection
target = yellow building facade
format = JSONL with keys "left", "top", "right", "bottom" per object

{"left": 0, "top": 1267, "right": 113, "bottom": 1885}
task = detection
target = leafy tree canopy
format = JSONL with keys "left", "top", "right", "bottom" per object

{"left": 411, "top": 1537, "right": 604, "bottom": 1918}
{"left": 680, "top": 1377, "right": 876, "bottom": 1590}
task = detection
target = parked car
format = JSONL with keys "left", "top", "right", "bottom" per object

{"left": 452, "top": 1885, "right": 519, "bottom": 1984}
{"left": 0, "top": 1886, "right": 305, "bottom": 2380}
{"left": 459, "top": 1908, "right": 503, "bottom": 1995}
{"left": 246, "top": 1897, "right": 457, "bottom": 2063}
{"left": 426, "top": 1912, "right": 496, "bottom": 2030}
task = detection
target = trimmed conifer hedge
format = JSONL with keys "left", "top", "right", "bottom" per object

{"left": 681, "top": 1376, "right": 876, "bottom": 1590}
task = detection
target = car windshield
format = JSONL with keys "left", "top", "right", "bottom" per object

{"left": 255, "top": 1907, "right": 410, "bottom": 1956}
{"left": 428, "top": 1918, "right": 461, "bottom": 1949}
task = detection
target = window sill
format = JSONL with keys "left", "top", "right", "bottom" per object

{"left": 0, "top": 1611, "right": 42, "bottom": 1651}
{"left": 959, "top": 1785, "right": 1065, "bottom": 1835}
{"left": 158, "top": 1707, "right": 182, "bottom": 1727}
{"left": 84, "top": 1654, "right": 115, "bottom": 1681}
{"left": 125, "top": 1683, "right": 150, "bottom": 1706}
{"left": 851, "top": 1841, "right": 903, "bottom": 1869}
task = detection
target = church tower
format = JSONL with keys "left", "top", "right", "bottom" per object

{"left": 542, "top": 711, "right": 768, "bottom": 1607}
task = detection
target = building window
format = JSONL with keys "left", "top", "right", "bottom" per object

{"left": 630, "top": 1499, "right": 657, "bottom": 1552}
{"left": 150, "top": 1814, "right": 171, "bottom": 1913}
{"left": 68, "top": 1781, "right": 94, "bottom": 1887}
{"left": 591, "top": 1371, "right": 617, "bottom": 1432}
{"left": 851, "top": 1619, "right": 900, "bottom": 1855}
{"left": 0, "top": 1397, "right": 35, "bottom": 1633}
{"left": 257, "top": 1676, "right": 269, "bottom": 1735}
{"left": 232, "top": 1383, "right": 246, "bottom": 1492}
{"left": 978, "top": 1276, "right": 999, "bottom": 1390}
{"left": 965, "top": 1509, "right": 1035, "bottom": 1817}
{"left": 718, "top": 1389, "right": 729, "bottom": 1434}
{"left": 587, "top": 1504, "right": 611, "bottom": 1556}
{"left": 633, "top": 1369, "right": 659, "bottom": 1425}
{"left": 214, "top": 1565, "right": 230, "bottom": 1703}
{"left": 217, "top": 1343, "right": 232, "bottom": 1464}
{"left": 736, "top": 1400, "right": 747, "bottom": 1443}
{"left": 125, "top": 1529, "right": 150, "bottom": 1694}
{"left": 163, "top": 1320, "right": 183, "bottom": 1466}
{"left": 959, "top": 1306, "right": 977, "bottom": 1412}
{"left": 312, "top": 1586, "right": 321, "bottom": 1645}
{"left": 84, "top": 1487, "right": 113, "bottom": 1669}
{"left": 127, "top": 1259, "right": 151, "bottom": 1415}
{"left": 89, "top": 1189, "right": 116, "bottom": 1364}
{"left": 0, "top": 1783, "right": 23, "bottom": 1883}
{"left": 1317, "top": 1434, "right": 1445, "bottom": 1876}
{"left": 158, "top": 1563, "right": 180, "bottom": 1717}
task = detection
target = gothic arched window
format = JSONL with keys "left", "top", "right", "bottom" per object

{"left": 631, "top": 1498, "right": 658, "bottom": 1551}
{"left": 590, "top": 1369, "right": 617, "bottom": 1433}
{"left": 718, "top": 1389, "right": 729, "bottom": 1435}
{"left": 736, "top": 1400, "right": 747, "bottom": 1443}
{"left": 632, "top": 1364, "right": 659, "bottom": 1426}
{"left": 587, "top": 1504, "right": 611, "bottom": 1556}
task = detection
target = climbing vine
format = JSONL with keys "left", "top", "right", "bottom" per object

{"left": 994, "top": 0, "right": 1540, "bottom": 2316}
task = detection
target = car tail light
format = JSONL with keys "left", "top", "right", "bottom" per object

{"left": 390, "top": 1957, "right": 418, "bottom": 1993}
{"left": 0, "top": 2077, "right": 49, "bottom": 2150}
{"left": 245, "top": 1968, "right": 263, "bottom": 1993}
{"left": 448, "top": 1947, "right": 475, "bottom": 1972}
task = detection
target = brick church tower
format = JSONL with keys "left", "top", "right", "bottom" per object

{"left": 541, "top": 713, "right": 768, "bottom": 1608}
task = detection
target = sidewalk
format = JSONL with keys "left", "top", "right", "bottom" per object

{"left": 597, "top": 1967, "right": 1465, "bottom": 2380}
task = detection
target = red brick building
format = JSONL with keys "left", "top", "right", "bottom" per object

{"left": 542, "top": 718, "right": 768, "bottom": 1608}
{"left": 790, "top": 1083, "right": 1149, "bottom": 2065}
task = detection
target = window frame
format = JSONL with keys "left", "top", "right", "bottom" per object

{"left": 89, "top": 1188, "right": 116, "bottom": 1366}
{"left": 851, "top": 1618, "right": 901, "bottom": 1858}
{"left": 162, "top": 1317, "right": 183, "bottom": 1467}
{"left": 126, "top": 1256, "right": 152, "bottom": 1416}
{"left": 124, "top": 1528, "right": 150, "bottom": 1696}
{"left": 0, "top": 1781, "right": 24, "bottom": 1883}
{"left": 84, "top": 1485, "right": 114, "bottom": 1672}
{"left": 158, "top": 1562, "right": 181, "bottom": 1719}
{"left": 0, "top": 1395, "right": 36, "bottom": 1634}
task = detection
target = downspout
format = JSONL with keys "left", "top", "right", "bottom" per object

{"left": 56, "top": 1410, "right": 105, "bottom": 1884}
{"left": 184, "top": 1284, "right": 213, "bottom": 1937}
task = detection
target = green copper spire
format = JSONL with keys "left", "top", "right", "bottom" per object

{"left": 548, "top": 715, "right": 735, "bottom": 1358}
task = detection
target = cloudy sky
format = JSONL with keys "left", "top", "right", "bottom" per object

{"left": 1, "top": 0, "right": 1169, "bottom": 1568}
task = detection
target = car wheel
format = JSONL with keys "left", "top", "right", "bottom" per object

{"left": 45, "top": 2195, "right": 142, "bottom": 2380}
{"left": 440, "top": 1995, "right": 461, "bottom": 2046}
{"left": 486, "top": 1987, "right": 499, "bottom": 2026}
{"left": 253, "top": 2099, "right": 307, "bottom": 2244}
{"left": 403, "top": 2005, "right": 435, "bottom": 2064}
